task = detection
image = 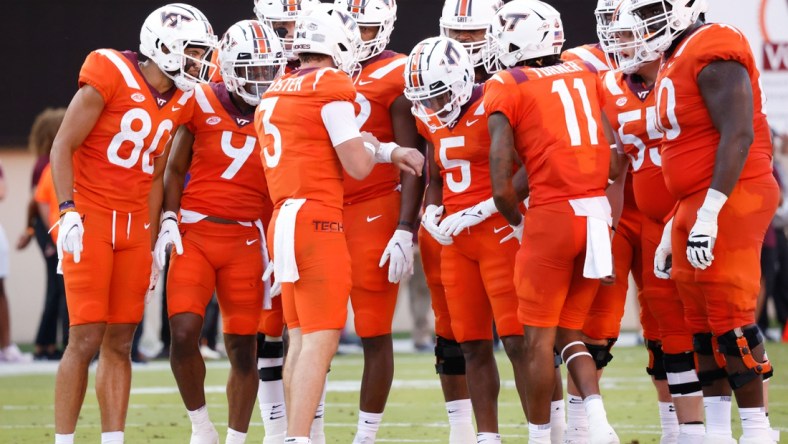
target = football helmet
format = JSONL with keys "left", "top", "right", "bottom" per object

{"left": 253, "top": 0, "right": 320, "bottom": 60}
{"left": 140, "top": 3, "right": 218, "bottom": 91}
{"left": 293, "top": 4, "right": 363, "bottom": 74}
{"left": 333, "top": 0, "right": 397, "bottom": 61}
{"left": 595, "top": 0, "right": 621, "bottom": 51}
{"left": 219, "top": 20, "right": 286, "bottom": 106}
{"left": 439, "top": 0, "right": 503, "bottom": 69}
{"left": 404, "top": 36, "right": 474, "bottom": 131}
{"left": 605, "top": 6, "right": 659, "bottom": 74}
{"left": 627, "top": 0, "right": 707, "bottom": 59}
{"left": 484, "top": 0, "right": 565, "bottom": 71}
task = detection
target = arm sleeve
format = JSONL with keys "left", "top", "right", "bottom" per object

{"left": 321, "top": 101, "right": 362, "bottom": 147}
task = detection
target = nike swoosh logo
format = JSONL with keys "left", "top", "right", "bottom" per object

{"left": 246, "top": 239, "right": 259, "bottom": 245}
{"left": 493, "top": 226, "right": 507, "bottom": 233}
{"left": 144, "top": 223, "right": 151, "bottom": 230}
{"left": 447, "top": 409, "right": 458, "bottom": 414}
{"left": 270, "top": 415, "right": 285, "bottom": 420}
{"left": 367, "top": 215, "right": 382, "bottom": 222}
{"left": 568, "top": 399, "right": 583, "bottom": 404}
{"left": 172, "top": 106, "right": 181, "bottom": 112}
{"left": 364, "top": 420, "right": 377, "bottom": 424}
{"left": 358, "top": 80, "right": 373, "bottom": 86}
{"left": 466, "top": 119, "right": 479, "bottom": 126}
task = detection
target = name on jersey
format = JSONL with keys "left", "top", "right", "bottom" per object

{"left": 530, "top": 61, "right": 585, "bottom": 79}
{"left": 269, "top": 76, "right": 304, "bottom": 93}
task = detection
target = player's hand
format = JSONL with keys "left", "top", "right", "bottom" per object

{"left": 153, "top": 212, "right": 182, "bottom": 270}
{"left": 379, "top": 229, "right": 414, "bottom": 283}
{"left": 654, "top": 218, "right": 673, "bottom": 279}
{"left": 57, "top": 211, "right": 84, "bottom": 263}
{"left": 421, "top": 204, "right": 453, "bottom": 245}
{"left": 16, "top": 231, "right": 33, "bottom": 250}
{"left": 391, "top": 147, "right": 424, "bottom": 177}
{"left": 499, "top": 218, "right": 524, "bottom": 244}
{"left": 687, "top": 210, "right": 717, "bottom": 270}
{"left": 145, "top": 251, "right": 159, "bottom": 305}
{"left": 438, "top": 198, "right": 498, "bottom": 237}
{"left": 263, "top": 261, "right": 282, "bottom": 298}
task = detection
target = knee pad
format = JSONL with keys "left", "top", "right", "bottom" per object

{"left": 645, "top": 339, "right": 667, "bottom": 380}
{"left": 585, "top": 339, "right": 616, "bottom": 370}
{"left": 257, "top": 339, "right": 284, "bottom": 382}
{"left": 663, "top": 351, "right": 702, "bottom": 397}
{"left": 435, "top": 336, "right": 466, "bottom": 376}
{"left": 553, "top": 349, "right": 562, "bottom": 368}
{"left": 716, "top": 326, "right": 772, "bottom": 390}
{"left": 692, "top": 332, "right": 727, "bottom": 386}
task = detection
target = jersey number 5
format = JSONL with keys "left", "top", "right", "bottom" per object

{"left": 439, "top": 136, "right": 471, "bottom": 193}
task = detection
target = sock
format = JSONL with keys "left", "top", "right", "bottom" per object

{"left": 527, "top": 423, "right": 551, "bottom": 444}
{"left": 353, "top": 411, "right": 383, "bottom": 443}
{"left": 740, "top": 407, "right": 772, "bottom": 440}
{"left": 188, "top": 405, "right": 215, "bottom": 433}
{"left": 678, "top": 423, "right": 704, "bottom": 444}
{"left": 583, "top": 395, "right": 610, "bottom": 428}
{"left": 446, "top": 399, "right": 475, "bottom": 444}
{"left": 310, "top": 376, "right": 328, "bottom": 444}
{"left": 566, "top": 394, "right": 588, "bottom": 435}
{"left": 476, "top": 432, "right": 501, "bottom": 443}
{"left": 55, "top": 434, "right": 75, "bottom": 444}
{"left": 550, "top": 399, "right": 566, "bottom": 443}
{"left": 258, "top": 349, "right": 287, "bottom": 444}
{"left": 101, "top": 431, "right": 124, "bottom": 444}
{"left": 703, "top": 396, "right": 732, "bottom": 437}
{"left": 657, "top": 402, "right": 679, "bottom": 440}
{"left": 284, "top": 438, "right": 311, "bottom": 444}
{"left": 226, "top": 428, "right": 247, "bottom": 444}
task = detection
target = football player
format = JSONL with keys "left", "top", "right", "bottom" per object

{"left": 630, "top": 0, "right": 778, "bottom": 442}
{"left": 439, "top": 0, "right": 503, "bottom": 82}
{"left": 561, "top": 0, "right": 618, "bottom": 71}
{"left": 485, "top": 1, "right": 619, "bottom": 443}
{"left": 253, "top": 5, "right": 423, "bottom": 443}
{"left": 154, "top": 20, "right": 284, "bottom": 444}
{"left": 49, "top": 4, "right": 217, "bottom": 443}
{"left": 330, "top": 1, "right": 426, "bottom": 442}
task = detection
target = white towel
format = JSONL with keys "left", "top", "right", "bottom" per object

{"left": 273, "top": 198, "right": 307, "bottom": 283}
{"left": 569, "top": 196, "right": 613, "bottom": 279}
{"left": 253, "top": 219, "right": 275, "bottom": 309}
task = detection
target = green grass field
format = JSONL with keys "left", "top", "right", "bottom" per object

{"left": 1, "top": 344, "right": 786, "bottom": 443}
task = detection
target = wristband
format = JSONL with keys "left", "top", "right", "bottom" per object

{"left": 58, "top": 200, "right": 75, "bottom": 213}
{"left": 697, "top": 188, "right": 728, "bottom": 221}
{"left": 376, "top": 142, "right": 399, "bottom": 163}
{"left": 162, "top": 210, "right": 178, "bottom": 224}
{"left": 397, "top": 219, "right": 415, "bottom": 230}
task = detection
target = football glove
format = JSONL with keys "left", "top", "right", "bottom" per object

{"left": 654, "top": 217, "right": 673, "bottom": 279}
{"left": 145, "top": 252, "right": 160, "bottom": 305}
{"left": 687, "top": 189, "right": 727, "bottom": 270}
{"left": 263, "top": 261, "right": 282, "bottom": 298}
{"left": 421, "top": 204, "right": 453, "bottom": 245}
{"left": 153, "top": 211, "right": 183, "bottom": 270}
{"left": 57, "top": 211, "right": 84, "bottom": 263}
{"left": 438, "top": 198, "right": 498, "bottom": 237}
{"left": 499, "top": 218, "right": 524, "bottom": 244}
{"left": 379, "top": 229, "right": 414, "bottom": 283}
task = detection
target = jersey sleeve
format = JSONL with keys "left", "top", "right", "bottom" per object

{"left": 483, "top": 73, "right": 520, "bottom": 126}
{"left": 314, "top": 68, "right": 357, "bottom": 103}
{"left": 690, "top": 25, "right": 755, "bottom": 78}
{"left": 78, "top": 50, "right": 120, "bottom": 103}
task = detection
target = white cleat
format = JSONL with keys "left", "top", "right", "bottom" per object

{"left": 564, "top": 426, "right": 589, "bottom": 444}
{"left": 660, "top": 433, "right": 679, "bottom": 444}
{"left": 702, "top": 435, "right": 735, "bottom": 444}
{"left": 263, "top": 433, "right": 286, "bottom": 444}
{"left": 190, "top": 427, "right": 219, "bottom": 444}
{"left": 589, "top": 423, "right": 620, "bottom": 444}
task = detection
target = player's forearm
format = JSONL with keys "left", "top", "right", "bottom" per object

{"left": 513, "top": 166, "right": 530, "bottom": 201}
{"left": 492, "top": 184, "right": 522, "bottom": 227}
{"left": 50, "top": 143, "right": 75, "bottom": 205}
{"left": 162, "top": 168, "right": 186, "bottom": 215}
{"left": 709, "top": 133, "right": 752, "bottom": 197}
{"left": 398, "top": 171, "right": 425, "bottom": 231}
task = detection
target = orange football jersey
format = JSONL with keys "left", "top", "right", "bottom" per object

{"left": 255, "top": 67, "right": 356, "bottom": 210}
{"left": 343, "top": 50, "right": 406, "bottom": 205}
{"left": 656, "top": 24, "right": 772, "bottom": 199}
{"left": 73, "top": 49, "right": 194, "bottom": 212}
{"left": 180, "top": 82, "right": 270, "bottom": 221}
{"left": 416, "top": 85, "right": 507, "bottom": 214}
{"left": 484, "top": 61, "right": 610, "bottom": 208}
{"left": 602, "top": 70, "right": 676, "bottom": 221}
{"left": 561, "top": 43, "right": 612, "bottom": 73}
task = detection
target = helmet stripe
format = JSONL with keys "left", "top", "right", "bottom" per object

{"left": 409, "top": 42, "right": 425, "bottom": 88}
{"left": 251, "top": 21, "right": 269, "bottom": 54}
{"left": 456, "top": 0, "right": 472, "bottom": 17}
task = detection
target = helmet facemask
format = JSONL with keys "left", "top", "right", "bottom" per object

{"left": 606, "top": 9, "right": 660, "bottom": 74}
{"left": 161, "top": 41, "right": 218, "bottom": 91}
{"left": 441, "top": 27, "right": 489, "bottom": 69}
{"left": 220, "top": 20, "right": 286, "bottom": 106}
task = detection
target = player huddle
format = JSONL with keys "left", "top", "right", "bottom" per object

{"left": 46, "top": 0, "right": 779, "bottom": 443}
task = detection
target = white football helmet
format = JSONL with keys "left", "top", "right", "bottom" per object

{"left": 333, "top": 0, "right": 397, "bottom": 61}
{"left": 404, "top": 37, "right": 474, "bottom": 131}
{"left": 293, "top": 4, "right": 363, "bottom": 74}
{"left": 484, "top": 0, "right": 565, "bottom": 71}
{"left": 595, "top": 0, "right": 622, "bottom": 51}
{"left": 627, "top": 0, "right": 707, "bottom": 59}
{"left": 605, "top": 7, "right": 660, "bottom": 74}
{"left": 439, "top": 0, "right": 503, "bottom": 69}
{"left": 219, "top": 20, "right": 286, "bottom": 106}
{"left": 253, "top": 0, "right": 320, "bottom": 60}
{"left": 140, "top": 3, "right": 218, "bottom": 91}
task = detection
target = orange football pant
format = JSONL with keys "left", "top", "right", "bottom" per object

{"left": 419, "top": 227, "right": 454, "bottom": 341}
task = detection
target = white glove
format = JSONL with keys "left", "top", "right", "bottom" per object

{"left": 57, "top": 211, "right": 84, "bottom": 263}
{"left": 687, "top": 189, "right": 727, "bottom": 270}
{"left": 153, "top": 211, "right": 183, "bottom": 270}
{"left": 499, "top": 218, "right": 524, "bottom": 244}
{"left": 145, "top": 252, "right": 160, "bottom": 304}
{"left": 379, "top": 229, "right": 414, "bottom": 283}
{"left": 421, "top": 204, "right": 453, "bottom": 245}
{"left": 263, "top": 261, "right": 282, "bottom": 298}
{"left": 438, "top": 198, "right": 498, "bottom": 237}
{"left": 654, "top": 217, "right": 673, "bottom": 279}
